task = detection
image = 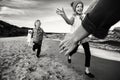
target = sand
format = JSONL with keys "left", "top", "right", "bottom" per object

{"left": 0, "top": 36, "right": 120, "bottom": 80}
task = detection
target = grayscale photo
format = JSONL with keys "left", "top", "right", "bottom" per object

{"left": 0, "top": 0, "right": 120, "bottom": 80}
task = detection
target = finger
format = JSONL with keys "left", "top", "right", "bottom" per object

{"left": 59, "top": 45, "right": 65, "bottom": 53}
{"left": 57, "top": 8, "right": 61, "bottom": 11}
{"left": 56, "top": 10, "right": 59, "bottom": 14}
{"left": 59, "top": 39, "right": 72, "bottom": 53}
{"left": 59, "top": 46, "right": 68, "bottom": 54}
{"left": 59, "top": 48, "right": 64, "bottom": 54}
{"left": 56, "top": 10, "right": 59, "bottom": 13}
{"left": 59, "top": 48, "right": 68, "bottom": 54}
{"left": 59, "top": 40, "right": 66, "bottom": 49}
{"left": 64, "top": 46, "right": 75, "bottom": 56}
{"left": 64, "top": 40, "right": 71, "bottom": 49}
{"left": 59, "top": 37, "right": 70, "bottom": 46}
{"left": 56, "top": 9, "right": 60, "bottom": 13}
{"left": 57, "top": 8, "right": 61, "bottom": 10}
{"left": 59, "top": 41, "right": 69, "bottom": 51}
{"left": 59, "top": 40, "right": 68, "bottom": 52}
{"left": 65, "top": 49, "right": 72, "bottom": 56}
{"left": 56, "top": 9, "right": 60, "bottom": 12}
{"left": 59, "top": 45, "right": 65, "bottom": 51}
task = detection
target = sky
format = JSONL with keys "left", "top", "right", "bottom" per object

{"left": 0, "top": 0, "right": 119, "bottom": 33}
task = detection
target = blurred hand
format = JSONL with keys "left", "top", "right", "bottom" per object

{"left": 56, "top": 8, "right": 65, "bottom": 16}
{"left": 59, "top": 37, "right": 79, "bottom": 56}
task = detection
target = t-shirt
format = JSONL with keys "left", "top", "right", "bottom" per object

{"left": 71, "top": 15, "right": 82, "bottom": 33}
{"left": 33, "top": 27, "right": 44, "bottom": 44}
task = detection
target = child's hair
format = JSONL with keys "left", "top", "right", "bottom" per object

{"left": 34, "top": 19, "right": 41, "bottom": 27}
{"left": 71, "top": 0, "right": 84, "bottom": 11}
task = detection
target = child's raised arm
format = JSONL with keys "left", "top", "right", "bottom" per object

{"left": 56, "top": 8, "right": 74, "bottom": 25}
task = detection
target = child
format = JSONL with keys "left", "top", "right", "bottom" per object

{"left": 32, "top": 19, "right": 47, "bottom": 58}
{"left": 56, "top": 0, "right": 94, "bottom": 78}
{"left": 27, "top": 29, "right": 33, "bottom": 46}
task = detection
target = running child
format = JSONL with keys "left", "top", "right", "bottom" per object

{"left": 56, "top": 0, "right": 94, "bottom": 78}
{"left": 32, "top": 19, "right": 48, "bottom": 58}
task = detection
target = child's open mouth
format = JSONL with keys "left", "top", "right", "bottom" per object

{"left": 77, "top": 10, "right": 82, "bottom": 14}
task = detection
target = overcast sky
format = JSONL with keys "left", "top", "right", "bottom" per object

{"left": 0, "top": 0, "right": 119, "bottom": 32}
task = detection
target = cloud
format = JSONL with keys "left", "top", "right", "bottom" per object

{"left": 0, "top": 0, "right": 63, "bottom": 10}
{"left": 0, "top": 0, "right": 74, "bottom": 9}
{"left": 0, "top": 0, "right": 92, "bottom": 9}
{"left": 0, "top": 0, "right": 92, "bottom": 28}
{"left": 0, "top": 6, "right": 25, "bottom": 15}
{"left": 0, "top": 0, "right": 66, "bottom": 18}
{"left": 0, "top": 0, "right": 40, "bottom": 9}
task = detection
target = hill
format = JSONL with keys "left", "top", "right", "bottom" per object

{"left": 0, "top": 20, "right": 32, "bottom": 37}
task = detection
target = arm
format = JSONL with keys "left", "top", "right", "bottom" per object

{"left": 59, "top": 0, "right": 120, "bottom": 55}
{"left": 84, "top": 0, "right": 99, "bottom": 14}
{"left": 59, "top": 24, "right": 89, "bottom": 55}
{"left": 56, "top": 8, "right": 74, "bottom": 25}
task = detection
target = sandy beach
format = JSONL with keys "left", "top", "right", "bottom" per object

{"left": 0, "top": 36, "right": 120, "bottom": 80}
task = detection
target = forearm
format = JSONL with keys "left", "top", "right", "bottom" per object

{"left": 61, "top": 13, "right": 73, "bottom": 25}
{"left": 72, "top": 24, "right": 90, "bottom": 44}
{"left": 85, "top": 0, "right": 98, "bottom": 14}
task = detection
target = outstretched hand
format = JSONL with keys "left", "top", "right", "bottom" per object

{"left": 59, "top": 36, "right": 79, "bottom": 56}
{"left": 56, "top": 8, "right": 65, "bottom": 16}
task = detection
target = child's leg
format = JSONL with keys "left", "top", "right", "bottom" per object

{"left": 82, "top": 42, "right": 94, "bottom": 78}
{"left": 68, "top": 45, "right": 79, "bottom": 63}
{"left": 33, "top": 43, "right": 36, "bottom": 51}
{"left": 82, "top": 42, "right": 91, "bottom": 67}
{"left": 36, "top": 44, "right": 41, "bottom": 58}
{"left": 69, "top": 45, "right": 79, "bottom": 56}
